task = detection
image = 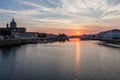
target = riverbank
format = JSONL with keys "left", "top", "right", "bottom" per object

{"left": 98, "top": 41, "right": 120, "bottom": 48}
{"left": 0, "top": 38, "right": 38, "bottom": 48}
{"left": 80, "top": 38, "right": 120, "bottom": 44}
{"left": 0, "top": 37, "right": 69, "bottom": 48}
{"left": 99, "top": 39, "right": 120, "bottom": 44}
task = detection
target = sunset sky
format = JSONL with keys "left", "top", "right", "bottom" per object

{"left": 0, "top": 0, "right": 120, "bottom": 35}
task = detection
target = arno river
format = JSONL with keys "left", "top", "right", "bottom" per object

{"left": 0, "top": 39, "right": 120, "bottom": 80}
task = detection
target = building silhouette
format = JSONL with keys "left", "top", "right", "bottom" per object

{"left": 10, "top": 18, "right": 17, "bottom": 29}
{"left": 0, "top": 18, "right": 39, "bottom": 39}
{"left": 0, "top": 19, "right": 26, "bottom": 39}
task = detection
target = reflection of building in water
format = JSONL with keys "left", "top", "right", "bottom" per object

{"left": 0, "top": 46, "right": 27, "bottom": 80}
{"left": 0, "top": 48, "right": 17, "bottom": 79}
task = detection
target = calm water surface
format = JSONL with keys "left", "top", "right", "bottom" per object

{"left": 0, "top": 39, "right": 120, "bottom": 80}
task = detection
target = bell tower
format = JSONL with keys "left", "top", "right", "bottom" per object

{"left": 6, "top": 23, "right": 9, "bottom": 28}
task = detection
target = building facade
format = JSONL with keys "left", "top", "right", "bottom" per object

{"left": 0, "top": 18, "right": 26, "bottom": 39}
{"left": 98, "top": 29, "right": 120, "bottom": 40}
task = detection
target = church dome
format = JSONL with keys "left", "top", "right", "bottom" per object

{"left": 10, "top": 18, "right": 17, "bottom": 28}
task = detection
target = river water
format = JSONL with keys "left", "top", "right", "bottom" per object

{"left": 0, "top": 39, "right": 120, "bottom": 80}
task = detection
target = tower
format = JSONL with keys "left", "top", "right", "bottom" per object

{"left": 6, "top": 23, "right": 9, "bottom": 28}
{"left": 10, "top": 18, "right": 17, "bottom": 29}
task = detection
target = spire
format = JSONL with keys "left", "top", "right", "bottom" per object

{"left": 6, "top": 23, "right": 9, "bottom": 28}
